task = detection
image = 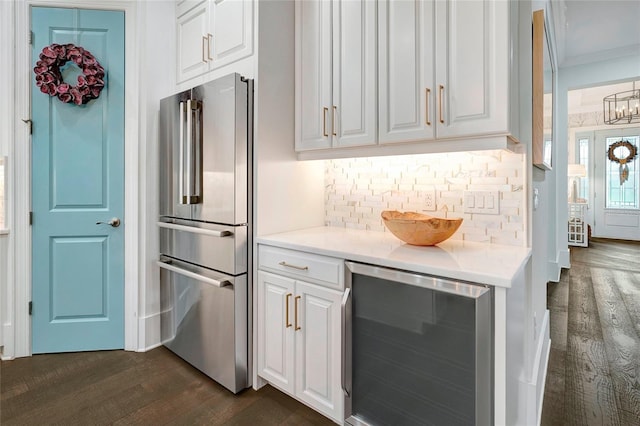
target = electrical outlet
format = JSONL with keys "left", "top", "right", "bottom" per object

{"left": 424, "top": 189, "right": 436, "bottom": 211}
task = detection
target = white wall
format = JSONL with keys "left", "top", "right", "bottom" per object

{"left": 0, "top": 0, "right": 15, "bottom": 358}
{"left": 254, "top": 0, "right": 324, "bottom": 237}
{"left": 137, "top": 1, "right": 176, "bottom": 350}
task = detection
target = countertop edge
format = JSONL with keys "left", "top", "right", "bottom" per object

{"left": 257, "top": 227, "right": 532, "bottom": 288}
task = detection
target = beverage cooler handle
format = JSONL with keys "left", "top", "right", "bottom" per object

{"left": 178, "top": 101, "right": 186, "bottom": 205}
{"left": 341, "top": 287, "right": 352, "bottom": 397}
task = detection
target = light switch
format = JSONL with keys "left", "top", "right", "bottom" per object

{"left": 465, "top": 194, "right": 475, "bottom": 208}
{"left": 464, "top": 190, "right": 499, "bottom": 214}
{"left": 486, "top": 195, "right": 495, "bottom": 209}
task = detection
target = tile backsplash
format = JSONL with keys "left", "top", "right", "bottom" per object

{"left": 324, "top": 150, "right": 526, "bottom": 246}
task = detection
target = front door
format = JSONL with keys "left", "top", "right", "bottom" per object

{"left": 31, "top": 7, "right": 125, "bottom": 353}
{"left": 593, "top": 129, "right": 640, "bottom": 240}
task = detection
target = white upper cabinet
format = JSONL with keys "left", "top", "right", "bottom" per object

{"left": 434, "top": 0, "right": 509, "bottom": 139}
{"left": 176, "top": 0, "right": 253, "bottom": 84}
{"left": 378, "top": 0, "right": 435, "bottom": 144}
{"left": 177, "top": 5, "right": 210, "bottom": 82}
{"left": 296, "top": 0, "right": 517, "bottom": 155}
{"left": 295, "top": 0, "right": 377, "bottom": 151}
{"left": 209, "top": 0, "right": 253, "bottom": 69}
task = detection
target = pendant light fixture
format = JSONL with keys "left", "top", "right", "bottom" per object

{"left": 603, "top": 81, "right": 640, "bottom": 125}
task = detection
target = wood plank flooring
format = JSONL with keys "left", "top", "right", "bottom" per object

{"left": 541, "top": 238, "right": 640, "bottom": 426}
{"left": 0, "top": 347, "right": 334, "bottom": 425}
{"left": 3, "top": 238, "right": 639, "bottom": 425}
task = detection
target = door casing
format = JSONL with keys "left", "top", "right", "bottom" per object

{"left": 8, "top": 0, "right": 140, "bottom": 358}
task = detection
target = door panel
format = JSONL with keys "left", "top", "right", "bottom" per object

{"left": 192, "top": 74, "right": 248, "bottom": 225}
{"left": 295, "top": 281, "right": 343, "bottom": 421}
{"left": 210, "top": 0, "right": 253, "bottom": 68}
{"left": 257, "top": 271, "right": 295, "bottom": 394}
{"left": 295, "top": 0, "right": 332, "bottom": 151}
{"left": 159, "top": 90, "right": 193, "bottom": 220}
{"left": 378, "top": 0, "right": 434, "bottom": 143}
{"left": 435, "top": 0, "right": 508, "bottom": 138}
{"left": 332, "top": 0, "right": 376, "bottom": 147}
{"left": 31, "top": 7, "right": 125, "bottom": 353}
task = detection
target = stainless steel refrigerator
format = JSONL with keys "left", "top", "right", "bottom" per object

{"left": 158, "top": 73, "right": 252, "bottom": 393}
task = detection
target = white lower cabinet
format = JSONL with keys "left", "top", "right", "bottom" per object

{"left": 257, "top": 269, "right": 344, "bottom": 422}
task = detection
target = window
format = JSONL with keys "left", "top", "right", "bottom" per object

{"left": 605, "top": 136, "right": 639, "bottom": 209}
{"left": 578, "top": 137, "right": 589, "bottom": 200}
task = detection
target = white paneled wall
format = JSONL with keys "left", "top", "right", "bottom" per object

{"left": 325, "top": 150, "right": 526, "bottom": 246}
{"left": 0, "top": 157, "right": 5, "bottom": 228}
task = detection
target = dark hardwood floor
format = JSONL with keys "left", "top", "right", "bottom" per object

{"left": 541, "top": 238, "right": 640, "bottom": 426}
{"left": 0, "top": 347, "right": 334, "bottom": 425}
{"left": 3, "top": 238, "right": 639, "bottom": 425}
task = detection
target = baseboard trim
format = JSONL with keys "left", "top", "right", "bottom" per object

{"left": 1, "top": 322, "right": 14, "bottom": 360}
{"left": 138, "top": 312, "right": 161, "bottom": 352}
{"left": 558, "top": 248, "right": 570, "bottom": 270}
{"left": 534, "top": 311, "right": 551, "bottom": 425}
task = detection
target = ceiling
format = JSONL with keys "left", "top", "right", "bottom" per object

{"left": 551, "top": 0, "right": 640, "bottom": 69}
{"left": 568, "top": 79, "right": 640, "bottom": 114}
{"left": 551, "top": 1, "right": 640, "bottom": 113}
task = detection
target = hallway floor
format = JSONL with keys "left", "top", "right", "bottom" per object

{"left": 0, "top": 347, "right": 333, "bottom": 425}
{"left": 541, "top": 238, "right": 640, "bottom": 425}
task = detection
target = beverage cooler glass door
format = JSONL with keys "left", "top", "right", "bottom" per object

{"left": 343, "top": 262, "right": 493, "bottom": 426}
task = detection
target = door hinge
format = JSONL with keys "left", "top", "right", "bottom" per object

{"left": 29, "top": 31, "right": 33, "bottom": 45}
{"left": 29, "top": 301, "right": 33, "bottom": 315}
{"left": 29, "top": 211, "right": 33, "bottom": 225}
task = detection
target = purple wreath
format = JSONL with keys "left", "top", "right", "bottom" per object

{"left": 33, "top": 43, "right": 105, "bottom": 105}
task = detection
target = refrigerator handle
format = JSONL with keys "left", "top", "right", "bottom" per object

{"left": 185, "top": 99, "right": 193, "bottom": 204}
{"left": 157, "top": 259, "right": 232, "bottom": 288}
{"left": 193, "top": 100, "right": 203, "bottom": 204}
{"left": 179, "top": 101, "right": 186, "bottom": 205}
{"left": 183, "top": 100, "right": 202, "bottom": 205}
{"left": 157, "top": 221, "right": 233, "bottom": 237}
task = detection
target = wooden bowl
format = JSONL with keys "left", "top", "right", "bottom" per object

{"left": 381, "top": 210, "right": 463, "bottom": 246}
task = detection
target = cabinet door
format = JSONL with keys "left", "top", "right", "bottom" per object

{"left": 295, "top": 0, "right": 333, "bottom": 151}
{"left": 435, "top": 0, "right": 508, "bottom": 138}
{"left": 257, "top": 271, "right": 295, "bottom": 394}
{"left": 378, "top": 0, "right": 435, "bottom": 144}
{"left": 332, "top": 0, "right": 377, "bottom": 148}
{"left": 295, "top": 281, "right": 343, "bottom": 422}
{"left": 177, "top": 4, "right": 210, "bottom": 83}
{"left": 209, "top": 0, "right": 253, "bottom": 70}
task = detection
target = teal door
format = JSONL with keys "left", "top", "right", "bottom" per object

{"left": 31, "top": 7, "right": 125, "bottom": 353}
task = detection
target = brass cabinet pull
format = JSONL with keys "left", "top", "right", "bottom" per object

{"left": 323, "top": 107, "right": 328, "bottom": 137}
{"left": 438, "top": 85, "right": 445, "bottom": 124}
{"left": 207, "top": 33, "right": 213, "bottom": 60}
{"left": 332, "top": 106, "right": 337, "bottom": 136}
{"left": 278, "top": 261, "right": 308, "bottom": 271}
{"left": 285, "top": 293, "right": 292, "bottom": 328}
{"left": 426, "top": 88, "right": 432, "bottom": 126}
{"left": 294, "top": 295, "right": 301, "bottom": 331}
{"left": 202, "top": 36, "right": 207, "bottom": 63}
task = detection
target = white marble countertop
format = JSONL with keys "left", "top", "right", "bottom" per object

{"left": 257, "top": 226, "right": 531, "bottom": 288}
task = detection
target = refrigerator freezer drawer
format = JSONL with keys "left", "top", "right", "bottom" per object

{"left": 159, "top": 219, "right": 247, "bottom": 275}
{"left": 159, "top": 257, "right": 248, "bottom": 393}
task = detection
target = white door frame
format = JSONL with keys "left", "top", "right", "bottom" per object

{"left": 7, "top": 0, "right": 140, "bottom": 358}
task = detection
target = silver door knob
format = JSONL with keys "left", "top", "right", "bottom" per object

{"left": 96, "top": 217, "right": 121, "bottom": 227}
